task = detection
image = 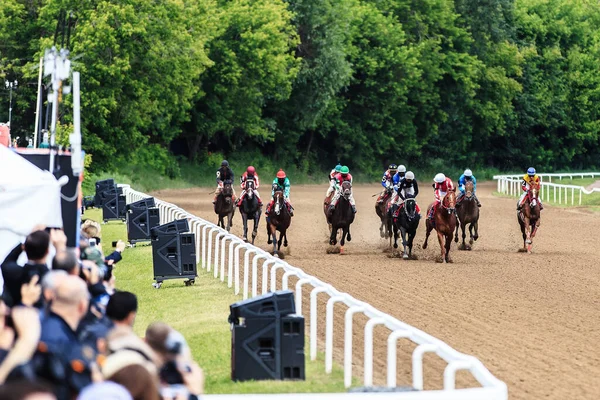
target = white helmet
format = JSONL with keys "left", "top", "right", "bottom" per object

{"left": 434, "top": 173, "right": 446, "bottom": 183}
{"left": 405, "top": 171, "right": 415, "bottom": 180}
{"left": 464, "top": 169, "right": 473, "bottom": 177}
{"left": 398, "top": 165, "right": 407, "bottom": 173}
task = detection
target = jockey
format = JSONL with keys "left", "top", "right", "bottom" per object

{"left": 329, "top": 166, "right": 357, "bottom": 213}
{"left": 213, "top": 160, "right": 235, "bottom": 204}
{"left": 266, "top": 169, "right": 293, "bottom": 216}
{"left": 457, "top": 169, "right": 481, "bottom": 207}
{"left": 392, "top": 165, "right": 407, "bottom": 188}
{"left": 428, "top": 173, "right": 455, "bottom": 220}
{"left": 390, "top": 171, "right": 421, "bottom": 214}
{"left": 517, "top": 167, "right": 544, "bottom": 210}
{"left": 325, "top": 163, "right": 343, "bottom": 200}
{"left": 376, "top": 164, "right": 397, "bottom": 203}
{"left": 237, "top": 166, "right": 263, "bottom": 207}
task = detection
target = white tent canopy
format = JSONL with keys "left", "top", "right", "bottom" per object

{"left": 0, "top": 146, "right": 63, "bottom": 287}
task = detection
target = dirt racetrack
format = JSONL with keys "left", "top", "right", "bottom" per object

{"left": 153, "top": 182, "right": 600, "bottom": 400}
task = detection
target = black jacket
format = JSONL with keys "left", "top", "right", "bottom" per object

{"left": 397, "top": 179, "right": 419, "bottom": 200}
{"left": 216, "top": 166, "right": 235, "bottom": 184}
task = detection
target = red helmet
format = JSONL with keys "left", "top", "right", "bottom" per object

{"left": 277, "top": 169, "right": 286, "bottom": 179}
{"left": 247, "top": 166, "right": 256, "bottom": 175}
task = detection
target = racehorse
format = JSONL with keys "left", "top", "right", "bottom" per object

{"left": 454, "top": 180, "right": 479, "bottom": 250}
{"left": 239, "top": 179, "right": 261, "bottom": 244}
{"left": 324, "top": 181, "right": 355, "bottom": 254}
{"left": 423, "top": 189, "right": 457, "bottom": 263}
{"left": 266, "top": 186, "right": 291, "bottom": 255}
{"left": 389, "top": 195, "right": 420, "bottom": 259}
{"left": 518, "top": 182, "right": 541, "bottom": 253}
{"left": 375, "top": 187, "right": 393, "bottom": 239}
{"left": 215, "top": 181, "right": 235, "bottom": 232}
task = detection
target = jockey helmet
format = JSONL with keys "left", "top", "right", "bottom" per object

{"left": 221, "top": 160, "right": 229, "bottom": 167}
{"left": 527, "top": 167, "right": 536, "bottom": 176}
{"left": 434, "top": 173, "right": 446, "bottom": 183}
{"left": 277, "top": 169, "right": 286, "bottom": 179}
{"left": 247, "top": 166, "right": 256, "bottom": 175}
{"left": 398, "top": 165, "right": 407, "bottom": 173}
{"left": 405, "top": 171, "right": 415, "bottom": 181}
{"left": 464, "top": 169, "right": 473, "bottom": 177}
{"left": 340, "top": 166, "right": 350, "bottom": 174}
{"left": 335, "top": 164, "right": 342, "bottom": 172}
{"left": 388, "top": 164, "right": 398, "bottom": 172}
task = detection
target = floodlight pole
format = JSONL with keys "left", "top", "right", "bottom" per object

{"left": 4, "top": 80, "right": 18, "bottom": 132}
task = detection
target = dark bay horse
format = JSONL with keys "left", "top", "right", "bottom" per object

{"left": 423, "top": 189, "right": 457, "bottom": 263}
{"left": 266, "top": 188, "right": 291, "bottom": 255}
{"left": 389, "top": 196, "right": 421, "bottom": 259}
{"left": 325, "top": 181, "right": 355, "bottom": 254}
{"left": 215, "top": 181, "right": 235, "bottom": 232}
{"left": 239, "top": 180, "right": 261, "bottom": 244}
{"left": 518, "top": 183, "right": 541, "bottom": 253}
{"left": 455, "top": 180, "right": 479, "bottom": 250}
{"left": 375, "top": 187, "right": 393, "bottom": 239}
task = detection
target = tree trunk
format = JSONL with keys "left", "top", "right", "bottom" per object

{"left": 187, "top": 135, "right": 202, "bottom": 161}
{"left": 305, "top": 130, "right": 314, "bottom": 158}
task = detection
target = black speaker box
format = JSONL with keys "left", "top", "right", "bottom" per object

{"left": 95, "top": 179, "right": 115, "bottom": 207}
{"left": 102, "top": 188, "right": 127, "bottom": 222}
{"left": 229, "top": 290, "right": 296, "bottom": 324}
{"left": 151, "top": 232, "right": 196, "bottom": 282}
{"left": 127, "top": 206, "right": 160, "bottom": 243}
{"left": 150, "top": 218, "right": 189, "bottom": 239}
{"left": 231, "top": 314, "right": 305, "bottom": 381}
{"left": 126, "top": 197, "right": 156, "bottom": 211}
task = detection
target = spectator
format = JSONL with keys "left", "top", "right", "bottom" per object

{"left": 106, "top": 291, "right": 137, "bottom": 329}
{"left": 0, "top": 381, "right": 56, "bottom": 400}
{"left": 41, "top": 270, "right": 68, "bottom": 304}
{"left": 0, "top": 305, "right": 42, "bottom": 383}
{"left": 107, "top": 364, "right": 160, "bottom": 400}
{"left": 51, "top": 249, "right": 79, "bottom": 276}
{"left": 77, "top": 382, "right": 132, "bottom": 400}
{"left": 35, "top": 276, "right": 94, "bottom": 398}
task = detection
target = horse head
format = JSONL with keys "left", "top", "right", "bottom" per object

{"left": 528, "top": 183, "right": 540, "bottom": 208}
{"left": 245, "top": 179, "right": 255, "bottom": 197}
{"left": 443, "top": 188, "right": 457, "bottom": 214}
{"left": 273, "top": 189, "right": 284, "bottom": 215}
{"left": 404, "top": 196, "right": 417, "bottom": 219}
{"left": 464, "top": 180, "right": 474, "bottom": 199}
{"left": 341, "top": 181, "right": 352, "bottom": 199}
{"left": 222, "top": 181, "right": 233, "bottom": 203}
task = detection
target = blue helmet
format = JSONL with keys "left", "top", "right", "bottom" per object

{"left": 527, "top": 167, "right": 536, "bottom": 176}
{"left": 335, "top": 164, "right": 342, "bottom": 172}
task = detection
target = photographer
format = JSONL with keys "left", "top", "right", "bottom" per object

{"left": 144, "top": 323, "right": 204, "bottom": 400}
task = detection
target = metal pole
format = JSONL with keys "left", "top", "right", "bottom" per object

{"left": 8, "top": 85, "right": 12, "bottom": 129}
{"left": 33, "top": 57, "right": 43, "bottom": 148}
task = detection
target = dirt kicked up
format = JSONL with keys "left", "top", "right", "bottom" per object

{"left": 153, "top": 181, "right": 600, "bottom": 400}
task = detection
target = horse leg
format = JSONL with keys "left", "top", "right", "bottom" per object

{"left": 346, "top": 225, "right": 352, "bottom": 242}
{"left": 340, "top": 227, "right": 347, "bottom": 254}
{"left": 423, "top": 222, "right": 432, "bottom": 250}
{"left": 267, "top": 218, "right": 273, "bottom": 244}
{"left": 461, "top": 223, "right": 469, "bottom": 250}
{"left": 251, "top": 217, "right": 259, "bottom": 245}
{"left": 393, "top": 225, "right": 399, "bottom": 249}
{"left": 277, "top": 230, "right": 284, "bottom": 251}
{"left": 407, "top": 229, "right": 416, "bottom": 258}
{"left": 473, "top": 220, "right": 479, "bottom": 241}
{"left": 454, "top": 220, "right": 459, "bottom": 243}
{"left": 436, "top": 231, "right": 445, "bottom": 263}
{"left": 468, "top": 223, "right": 475, "bottom": 245}
{"left": 445, "top": 234, "right": 453, "bottom": 263}
{"left": 401, "top": 227, "right": 409, "bottom": 259}
{"left": 329, "top": 224, "right": 337, "bottom": 246}
{"left": 283, "top": 232, "right": 288, "bottom": 247}
{"left": 271, "top": 226, "right": 278, "bottom": 254}
{"left": 379, "top": 218, "right": 385, "bottom": 238}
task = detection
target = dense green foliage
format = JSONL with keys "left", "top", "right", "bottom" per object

{"left": 1, "top": 0, "right": 600, "bottom": 178}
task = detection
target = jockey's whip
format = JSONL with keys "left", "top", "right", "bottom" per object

{"left": 371, "top": 193, "right": 381, "bottom": 197}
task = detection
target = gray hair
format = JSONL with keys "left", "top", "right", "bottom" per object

{"left": 42, "top": 269, "right": 68, "bottom": 292}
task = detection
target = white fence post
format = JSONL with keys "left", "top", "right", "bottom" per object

{"left": 344, "top": 306, "right": 364, "bottom": 388}
{"left": 310, "top": 286, "right": 329, "bottom": 361}
{"left": 364, "top": 318, "right": 386, "bottom": 386}
{"left": 412, "top": 343, "right": 438, "bottom": 390}
{"left": 325, "top": 295, "right": 346, "bottom": 374}
{"left": 386, "top": 329, "right": 411, "bottom": 387}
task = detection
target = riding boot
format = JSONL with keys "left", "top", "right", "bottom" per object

{"left": 352, "top": 205, "right": 357, "bottom": 214}
{"left": 289, "top": 207, "right": 294, "bottom": 217}
{"left": 540, "top": 203, "right": 544, "bottom": 210}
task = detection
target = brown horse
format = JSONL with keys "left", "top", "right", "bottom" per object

{"left": 423, "top": 189, "right": 457, "bottom": 263}
{"left": 518, "top": 183, "right": 541, "bottom": 253}
{"left": 324, "top": 181, "right": 355, "bottom": 254}
{"left": 266, "top": 188, "right": 291, "bottom": 255}
{"left": 215, "top": 181, "right": 235, "bottom": 232}
{"left": 455, "top": 180, "right": 479, "bottom": 250}
{"left": 375, "top": 187, "right": 393, "bottom": 241}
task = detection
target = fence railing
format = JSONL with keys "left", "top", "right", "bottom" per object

{"left": 493, "top": 172, "right": 600, "bottom": 206}
{"left": 121, "top": 185, "right": 508, "bottom": 399}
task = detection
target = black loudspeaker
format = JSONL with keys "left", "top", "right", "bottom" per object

{"left": 151, "top": 219, "right": 196, "bottom": 288}
{"left": 102, "top": 188, "right": 126, "bottom": 223}
{"left": 150, "top": 218, "right": 189, "bottom": 239}
{"left": 95, "top": 179, "right": 115, "bottom": 207}
{"left": 18, "top": 152, "right": 80, "bottom": 248}
{"left": 230, "top": 290, "right": 305, "bottom": 382}
{"left": 126, "top": 197, "right": 156, "bottom": 211}
{"left": 127, "top": 206, "right": 160, "bottom": 244}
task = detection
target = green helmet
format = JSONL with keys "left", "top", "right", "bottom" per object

{"left": 340, "top": 166, "right": 350, "bottom": 174}
{"left": 335, "top": 164, "right": 342, "bottom": 172}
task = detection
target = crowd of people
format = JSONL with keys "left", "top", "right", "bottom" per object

{"left": 0, "top": 220, "right": 204, "bottom": 400}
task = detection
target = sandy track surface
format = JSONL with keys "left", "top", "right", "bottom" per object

{"left": 153, "top": 182, "right": 600, "bottom": 400}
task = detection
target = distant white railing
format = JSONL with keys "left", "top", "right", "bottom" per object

{"left": 121, "top": 185, "right": 507, "bottom": 400}
{"left": 493, "top": 172, "right": 600, "bottom": 206}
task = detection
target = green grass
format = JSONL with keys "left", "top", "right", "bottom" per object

{"left": 87, "top": 209, "right": 348, "bottom": 394}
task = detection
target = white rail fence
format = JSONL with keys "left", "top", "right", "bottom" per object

{"left": 494, "top": 172, "right": 600, "bottom": 206}
{"left": 121, "top": 185, "right": 507, "bottom": 400}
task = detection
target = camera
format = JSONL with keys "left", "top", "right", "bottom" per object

{"left": 89, "top": 238, "right": 96, "bottom": 248}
